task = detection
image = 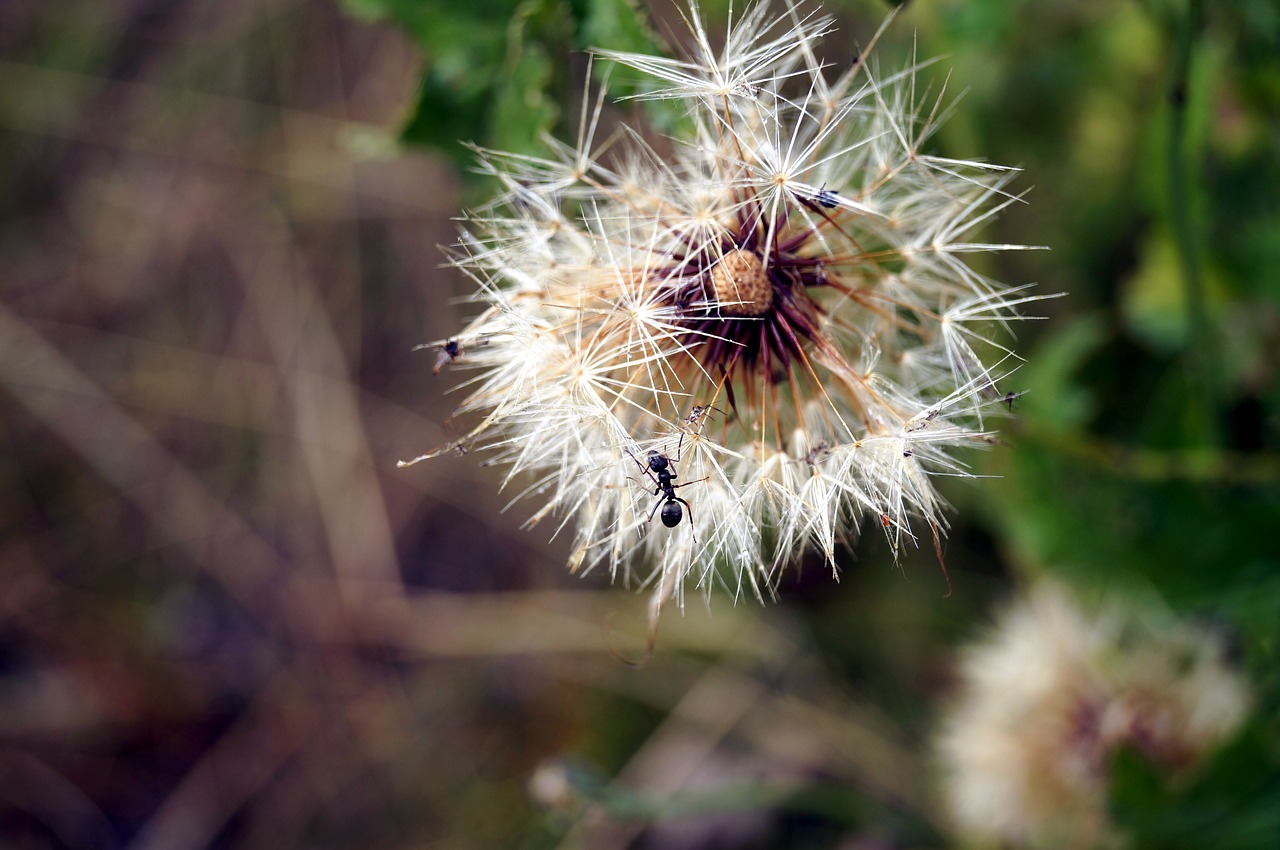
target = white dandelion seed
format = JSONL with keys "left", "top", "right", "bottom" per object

{"left": 405, "top": 1, "right": 1054, "bottom": 650}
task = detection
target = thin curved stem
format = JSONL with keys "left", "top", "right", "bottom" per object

{"left": 1167, "top": 0, "right": 1219, "bottom": 444}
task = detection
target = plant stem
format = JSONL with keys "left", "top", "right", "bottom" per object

{"left": 1168, "top": 0, "right": 1219, "bottom": 444}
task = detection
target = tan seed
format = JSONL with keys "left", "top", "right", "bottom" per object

{"left": 709, "top": 249, "right": 772, "bottom": 316}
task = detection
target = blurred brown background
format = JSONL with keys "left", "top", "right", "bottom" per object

{"left": 1, "top": 1, "right": 563, "bottom": 846}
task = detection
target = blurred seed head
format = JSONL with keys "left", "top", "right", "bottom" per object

{"left": 409, "top": 1, "right": 1051, "bottom": 633}
{"left": 935, "top": 582, "right": 1253, "bottom": 849}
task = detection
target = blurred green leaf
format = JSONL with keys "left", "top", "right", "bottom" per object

{"left": 983, "top": 312, "right": 1280, "bottom": 645}
{"left": 490, "top": 41, "right": 558, "bottom": 156}
{"left": 1120, "top": 229, "right": 1191, "bottom": 351}
{"left": 571, "top": 0, "right": 690, "bottom": 133}
{"left": 1012, "top": 313, "right": 1105, "bottom": 436}
{"left": 339, "top": 0, "right": 667, "bottom": 172}
{"left": 571, "top": 0, "right": 662, "bottom": 56}
{"left": 1111, "top": 721, "right": 1280, "bottom": 850}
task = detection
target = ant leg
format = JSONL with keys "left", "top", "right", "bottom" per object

{"left": 670, "top": 430, "right": 686, "bottom": 463}
{"left": 647, "top": 495, "right": 666, "bottom": 524}
{"left": 674, "top": 495, "right": 698, "bottom": 545}
{"left": 625, "top": 447, "right": 661, "bottom": 489}
{"left": 670, "top": 475, "right": 709, "bottom": 490}
{"left": 625, "top": 447, "right": 647, "bottom": 474}
{"left": 625, "top": 475, "right": 660, "bottom": 492}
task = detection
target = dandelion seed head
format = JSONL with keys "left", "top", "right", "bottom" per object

{"left": 413, "top": 1, "right": 1051, "bottom": 623}
{"left": 935, "top": 583, "right": 1252, "bottom": 849}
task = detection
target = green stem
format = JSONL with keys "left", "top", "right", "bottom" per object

{"left": 1167, "top": 0, "right": 1219, "bottom": 444}
{"left": 1021, "top": 425, "right": 1279, "bottom": 486}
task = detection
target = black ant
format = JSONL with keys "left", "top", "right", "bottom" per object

{"left": 627, "top": 432, "right": 705, "bottom": 530}
{"left": 432, "top": 340, "right": 462, "bottom": 375}
{"left": 421, "top": 337, "right": 489, "bottom": 376}
{"left": 812, "top": 184, "right": 841, "bottom": 209}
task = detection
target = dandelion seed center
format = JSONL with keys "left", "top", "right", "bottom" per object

{"left": 709, "top": 249, "right": 772, "bottom": 317}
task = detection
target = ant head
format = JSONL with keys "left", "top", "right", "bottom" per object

{"left": 646, "top": 450, "right": 668, "bottom": 471}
